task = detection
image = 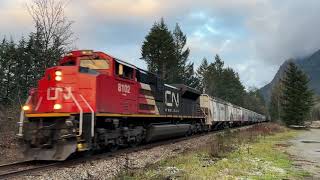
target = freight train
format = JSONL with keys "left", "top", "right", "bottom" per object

{"left": 17, "top": 50, "right": 266, "bottom": 161}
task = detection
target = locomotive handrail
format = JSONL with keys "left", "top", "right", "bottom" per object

{"left": 70, "top": 93, "right": 83, "bottom": 137}
{"left": 79, "top": 94, "right": 95, "bottom": 137}
{"left": 35, "top": 97, "right": 43, "bottom": 111}
{"left": 17, "top": 95, "right": 32, "bottom": 137}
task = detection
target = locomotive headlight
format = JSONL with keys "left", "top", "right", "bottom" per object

{"left": 22, "top": 105, "right": 30, "bottom": 111}
{"left": 81, "top": 50, "right": 93, "bottom": 55}
{"left": 55, "top": 75, "right": 62, "bottom": 81}
{"left": 55, "top": 70, "right": 62, "bottom": 81}
{"left": 53, "top": 104, "right": 62, "bottom": 110}
{"left": 55, "top": 70, "right": 62, "bottom": 76}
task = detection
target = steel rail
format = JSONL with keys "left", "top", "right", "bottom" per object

{"left": 0, "top": 161, "right": 59, "bottom": 179}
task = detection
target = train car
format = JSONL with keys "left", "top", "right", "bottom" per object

{"left": 18, "top": 50, "right": 205, "bottom": 161}
{"left": 199, "top": 95, "right": 265, "bottom": 129}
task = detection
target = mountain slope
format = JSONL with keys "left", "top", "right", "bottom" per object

{"left": 297, "top": 50, "right": 320, "bottom": 94}
{"left": 260, "top": 49, "right": 320, "bottom": 103}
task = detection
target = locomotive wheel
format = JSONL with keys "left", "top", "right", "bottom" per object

{"left": 128, "top": 135, "right": 143, "bottom": 148}
{"left": 128, "top": 141, "right": 138, "bottom": 148}
{"left": 185, "top": 128, "right": 193, "bottom": 137}
{"left": 108, "top": 144, "right": 119, "bottom": 152}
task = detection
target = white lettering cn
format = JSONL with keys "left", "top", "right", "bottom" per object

{"left": 47, "top": 87, "right": 72, "bottom": 100}
{"left": 165, "top": 90, "right": 179, "bottom": 107}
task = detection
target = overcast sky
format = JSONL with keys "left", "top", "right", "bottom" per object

{"left": 1, "top": 0, "right": 320, "bottom": 88}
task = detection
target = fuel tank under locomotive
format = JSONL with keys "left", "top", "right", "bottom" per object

{"left": 145, "top": 124, "right": 191, "bottom": 142}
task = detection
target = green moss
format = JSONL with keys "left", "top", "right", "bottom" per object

{"left": 118, "top": 129, "right": 310, "bottom": 180}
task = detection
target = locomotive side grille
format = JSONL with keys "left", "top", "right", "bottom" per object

{"left": 139, "top": 104, "right": 155, "bottom": 111}
{"left": 138, "top": 82, "right": 159, "bottom": 114}
{"left": 123, "top": 101, "right": 129, "bottom": 111}
{"left": 139, "top": 89, "right": 153, "bottom": 96}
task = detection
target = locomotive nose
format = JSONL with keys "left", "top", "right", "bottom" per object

{"left": 30, "top": 67, "right": 75, "bottom": 113}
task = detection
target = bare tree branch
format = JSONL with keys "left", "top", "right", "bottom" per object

{"left": 26, "top": 0, "right": 75, "bottom": 51}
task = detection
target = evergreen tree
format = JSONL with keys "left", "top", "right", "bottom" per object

{"left": 281, "top": 62, "right": 314, "bottom": 125}
{"left": 141, "top": 20, "right": 198, "bottom": 86}
{"left": 141, "top": 18, "right": 177, "bottom": 83}
{"left": 183, "top": 62, "right": 200, "bottom": 88}
{"left": 219, "top": 68, "right": 245, "bottom": 106}
{"left": 172, "top": 23, "right": 198, "bottom": 86}
{"left": 196, "top": 58, "right": 208, "bottom": 92}
{"left": 15, "top": 37, "right": 28, "bottom": 103}
{"left": 214, "top": 54, "right": 224, "bottom": 75}
{"left": 195, "top": 54, "right": 247, "bottom": 107}
{"left": 269, "top": 82, "right": 282, "bottom": 122}
{"left": 0, "top": 38, "right": 8, "bottom": 104}
{"left": 243, "top": 87, "right": 267, "bottom": 115}
{"left": 311, "top": 96, "right": 320, "bottom": 121}
{"left": 0, "top": 38, "right": 19, "bottom": 105}
{"left": 204, "top": 54, "right": 226, "bottom": 99}
{"left": 205, "top": 56, "right": 219, "bottom": 97}
{"left": 173, "top": 23, "right": 188, "bottom": 82}
{"left": 208, "top": 54, "right": 225, "bottom": 97}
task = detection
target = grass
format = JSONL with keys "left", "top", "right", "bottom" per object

{"left": 118, "top": 124, "right": 311, "bottom": 180}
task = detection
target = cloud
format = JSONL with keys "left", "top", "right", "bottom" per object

{"left": 246, "top": 0, "right": 320, "bottom": 65}
{"left": 0, "top": 0, "right": 33, "bottom": 38}
{"left": 234, "top": 59, "right": 278, "bottom": 88}
{"left": 220, "top": 39, "right": 231, "bottom": 52}
{"left": 86, "top": 0, "right": 160, "bottom": 19}
{"left": 1, "top": 0, "right": 320, "bottom": 89}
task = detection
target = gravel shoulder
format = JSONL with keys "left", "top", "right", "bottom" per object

{"left": 287, "top": 128, "right": 320, "bottom": 178}
{"left": 0, "top": 108, "right": 23, "bottom": 165}
{"left": 0, "top": 134, "right": 24, "bottom": 165}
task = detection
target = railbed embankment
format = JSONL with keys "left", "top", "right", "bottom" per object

{"left": 119, "top": 123, "right": 311, "bottom": 179}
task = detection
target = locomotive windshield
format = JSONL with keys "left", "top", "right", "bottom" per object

{"left": 80, "top": 59, "right": 110, "bottom": 70}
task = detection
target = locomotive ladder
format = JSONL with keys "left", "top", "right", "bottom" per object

{"left": 70, "top": 92, "right": 95, "bottom": 137}
{"left": 79, "top": 94, "right": 94, "bottom": 137}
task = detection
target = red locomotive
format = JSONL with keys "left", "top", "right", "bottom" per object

{"left": 18, "top": 50, "right": 265, "bottom": 161}
{"left": 19, "top": 50, "right": 205, "bottom": 160}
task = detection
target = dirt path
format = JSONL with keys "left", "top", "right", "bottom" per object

{"left": 287, "top": 129, "right": 320, "bottom": 178}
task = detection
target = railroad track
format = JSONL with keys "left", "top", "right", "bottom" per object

{"left": 0, "top": 161, "right": 60, "bottom": 179}
{"left": 0, "top": 123, "right": 264, "bottom": 179}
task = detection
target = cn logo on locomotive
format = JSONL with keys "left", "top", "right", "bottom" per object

{"left": 118, "top": 83, "right": 131, "bottom": 94}
{"left": 165, "top": 90, "right": 179, "bottom": 107}
{"left": 47, "top": 87, "right": 72, "bottom": 100}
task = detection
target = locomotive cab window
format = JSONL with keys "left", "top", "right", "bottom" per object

{"left": 80, "top": 59, "right": 110, "bottom": 70}
{"left": 115, "top": 61, "right": 134, "bottom": 80}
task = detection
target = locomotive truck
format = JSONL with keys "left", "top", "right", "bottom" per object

{"left": 18, "top": 50, "right": 265, "bottom": 161}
